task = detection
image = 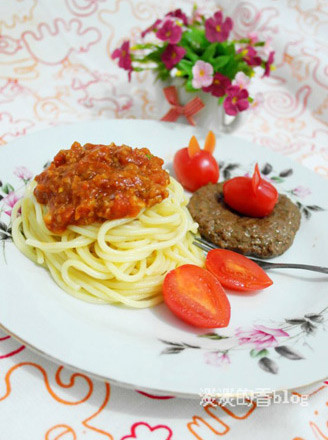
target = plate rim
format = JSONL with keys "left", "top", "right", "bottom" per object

{"left": 1, "top": 118, "right": 328, "bottom": 398}
{"left": 2, "top": 322, "right": 327, "bottom": 399}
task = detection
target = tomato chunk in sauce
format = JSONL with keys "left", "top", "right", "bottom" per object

{"left": 34, "top": 142, "right": 170, "bottom": 233}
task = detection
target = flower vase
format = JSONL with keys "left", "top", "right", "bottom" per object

{"left": 159, "top": 79, "right": 244, "bottom": 133}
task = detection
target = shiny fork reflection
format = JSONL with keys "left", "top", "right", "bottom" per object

{"left": 193, "top": 236, "right": 328, "bottom": 275}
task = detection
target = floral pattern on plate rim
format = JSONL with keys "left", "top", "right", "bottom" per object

{"left": 160, "top": 307, "right": 328, "bottom": 375}
{"left": 0, "top": 162, "right": 327, "bottom": 376}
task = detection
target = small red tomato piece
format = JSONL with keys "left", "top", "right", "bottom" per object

{"left": 173, "top": 148, "right": 219, "bottom": 192}
{"left": 206, "top": 249, "right": 273, "bottom": 292}
{"left": 223, "top": 164, "right": 278, "bottom": 217}
{"left": 163, "top": 264, "right": 231, "bottom": 328}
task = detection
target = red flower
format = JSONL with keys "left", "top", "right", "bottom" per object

{"left": 205, "top": 11, "right": 233, "bottom": 43}
{"left": 166, "top": 9, "right": 188, "bottom": 26}
{"left": 111, "top": 41, "right": 133, "bottom": 80}
{"left": 223, "top": 85, "right": 249, "bottom": 116}
{"left": 156, "top": 19, "right": 182, "bottom": 44}
{"left": 239, "top": 46, "right": 262, "bottom": 66}
{"left": 141, "top": 19, "right": 161, "bottom": 38}
{"left": 161, "top": 44, "right": 186, "bottom": 70}
{"left": 263, "top": 51, "right": 275, "bottom": 77}
{"left": 203, "top": 72, "right": 231, "bottom": 97}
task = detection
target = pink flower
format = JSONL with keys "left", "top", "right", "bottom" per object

{"left": 189, "top": 7, "right": 205, "bottom": 24}
{"left": 223, "top": 85, "right": 249, "bottom": 116}
{"left": 166, "top": 9, "right": 188, "bottom": 26}
{"left": 161, "top": 44, "right": 186, "bottom": 70}
{"left": 247, "top": 31, "right": 259, "bottom": 44}
{"left": 141, "top": 19, "right": 161, "bottom": 38}
{"left": 156, "top": 19, "right": 182, "bottom": 44}
{"left": 204, "top": 351, "right": 231, "bottom": 367}
{"left": 13, "top": 166, "right": 32, "bottom": 181}
{"left": 250, "top": 92, "right": 264, "bottom": 114}
{"left": 205, "top": 11, "right": 233, "bottom": 43}
{"left": 263, "top": 51, "right": 275, "bottom": 77}
{"left": 236, "top": 325, "right": 289, "bottom": 350}
{"left": 233, "top": 72, "right": 250, "bottom": 89}
{"left": 239, "top": 46, "right": 261, "bottom": 66}
{"left": 203, "top": 72, "right": 231, "bottom": 97}
{"left": 192, "top": 60, "right": 213, "bottom": 89}
{"left": 112, "top": 41, "right": 133, "bottom": 81}
{"left": 3, "top": 191, "right": 20, "bottom": 216}
{"left": 292, "top": 185, "right": 312, "bottom": 199}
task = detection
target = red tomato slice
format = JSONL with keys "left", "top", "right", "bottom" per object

{"left": 163, "top": 264, "right": 231, "bottom": 328}
{"left": 173, "top": 148, "right": 219, "bottom": 192}
{"left": 206, "top": 249, "right": 273, "bottom": 292}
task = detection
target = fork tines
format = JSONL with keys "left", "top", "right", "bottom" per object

{"left": 193, "top": 236, "right": 218, "bottom": 253}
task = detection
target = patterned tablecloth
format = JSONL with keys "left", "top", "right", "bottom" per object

{"left": 1, "top": 0, "right": 328, "bottom": 438}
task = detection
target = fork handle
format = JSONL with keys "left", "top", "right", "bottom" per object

{"left": 251, "top": 261, "right": 328, "bottom": 274}
{"left": 193, "top": 240, "right": 328, "bottom": 275}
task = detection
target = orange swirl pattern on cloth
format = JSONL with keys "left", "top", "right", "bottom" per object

{"left": 1, "top": 0, "right": 328, "bottom": 438}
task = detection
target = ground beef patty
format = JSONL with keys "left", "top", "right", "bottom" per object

{"left": 188, "top": 182, "right": 301, "bottom": 258}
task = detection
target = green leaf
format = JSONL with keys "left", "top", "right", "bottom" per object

{"left": 154, "top": 66, "right": 170, "bottom": 82}
{"left": 217, "top": 42, "right": 236, "bottom": 56}
{"left": 219, "top": 57, "right": 240, "bottom": 80}
{"left": 183, "top": 28, "right": 207, "bottom": 49}
{"left": 225, "top": 43, "right": 236, "bottom": 56}
{"left": 212, "top": 55, "right": 231, "bottom": 70}
{"left": 202, "top": 43, "right": 217, "bottom": 61}
{"left": 250, "top": 348, "right": 269, "bottom": 358}
{"left": 176, "top": 59, "right": 193, "bottom": 75}
{"left": 185, "top": 79, "right": 198, "bottom": 92}
{"left": 199, "top": 332, "right": 229, "bottom": 340}
{"left": 180, "top": 40, "right": 199, "bottom": 62}
{"left": 218, "top": 96, "right": 225, "bottom": 105}
{"left": 2, "top": 183, "right": 14, "bottom": 194}
{"left": 144, "top": 48, "right": 164, "bottom": 63}
{"left": 236, "top": 38, "right": 251, "bottom": 44}
{"left": 132, "top": 58, "right": 153, "bottom": 64}
{"left": 236, "top": 61, "right": 253, "bottom": 76}
{"left": 215, "top": 43, "right": 227, "bottom": 56}
{"left": 131, "top": 43, "right": 158, "bottom": 50}
{"left": 270, "top": 176, "right": 284, "bottom": 183}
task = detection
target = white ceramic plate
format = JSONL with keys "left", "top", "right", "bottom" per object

{"left": 0, "top": 119, "right": 327, "bottom": 398}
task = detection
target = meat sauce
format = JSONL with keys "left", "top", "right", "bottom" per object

{"left": 34, "top": 142, "right": 170, "bottom": 233}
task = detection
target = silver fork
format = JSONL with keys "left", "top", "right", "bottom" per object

{"left": 193, "top": 236, "right": 328, "bottom": 275}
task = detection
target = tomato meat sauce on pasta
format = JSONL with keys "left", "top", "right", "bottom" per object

{"left": 34, "top": 142, "right": 170, "bottom": 233}
{"left": 12, "top": 141, "right": 204, "bottom": 309}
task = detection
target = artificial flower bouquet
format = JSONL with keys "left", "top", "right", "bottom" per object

{"left": 112, "top": 7, "right": 275, "bottom": 116}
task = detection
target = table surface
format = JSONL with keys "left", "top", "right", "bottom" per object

{"left": 0, "top": 0, "right": 328, "bottom": 439}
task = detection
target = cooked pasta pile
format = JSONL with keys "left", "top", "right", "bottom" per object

{"left": 12, "top": 177, "right": 204, "bottom": 308}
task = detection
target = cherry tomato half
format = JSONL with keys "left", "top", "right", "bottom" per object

{"left": 223, "top": 164, "right": 278, "bottom": 217}
{"left": 206, "top": 249, "right": 273, "bottom": 292}
{"left": 163, "top": 264, "right": 231, "bottom": 328}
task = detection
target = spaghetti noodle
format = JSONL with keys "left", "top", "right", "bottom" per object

{"left": 12, "top": 177, "right": 204, "bottom": 308}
